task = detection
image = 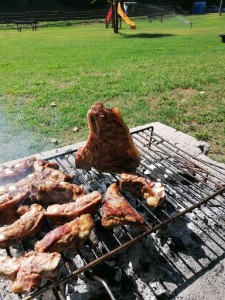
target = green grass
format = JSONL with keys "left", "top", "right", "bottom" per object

{"left": 0, "top": 14, "right": 225, "bottom": 162}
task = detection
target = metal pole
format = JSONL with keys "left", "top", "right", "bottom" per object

{"left": 219, "top": 0, "right": 224, "bottom": 15}
{"left": 114, "top": 0, "right": 119, "bottom": 33}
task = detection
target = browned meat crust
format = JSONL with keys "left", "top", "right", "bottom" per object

{"left": 45, "top": 191, "right": 102, "bottom": 223}
{"left": 0, "top": 204, "right": 45, "bottom": 247}
{"left": 10, "top": 251, "right": 62, "bottom": 294}
{"left": 101, "top": 183, "right": 145, "bottom": 229}
{"left": 0, "top": 157, "right": 59, "bottom": 186}
{"left": 120, "top": 173, "right": 166, "bottom": 207}
{"left": 75, "top": 102, "right": 140, "bottom": 173}
{"left": 0, "top": 255, "right": 21, "bottom": 281}
{"left": 35, "top": 214, "right": 94, "bottom": 253}
{"left": 0, "top": 158, "right": 75, "bottom": 225}
{"left": 30, "top": 181, "right": 86, "bottom": 206}
{"left": 0, "top": 191, "right": 30, "bottom": 225}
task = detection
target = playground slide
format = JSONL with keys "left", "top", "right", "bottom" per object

{"left": 106, "top": 6, "right": 112, "bottom": 27}
{"left": 117, "top": 2, "right": 136, "bottom": 29}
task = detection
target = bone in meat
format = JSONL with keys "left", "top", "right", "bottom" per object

{"left": 75, "top": 102, "right": 140, "bottom": 173}
{"left": 0, "top": 157, "right": 59, "bottom": 187}
{"left": 35, "top": 214, "right": 94, "bottom": 253}
{"left": 0, "top": 204, "right": 45, "bottom": 247}
{"left": 101, "top": 182, "right": 145, "bottom": 229}
{"left": 45, "top": 191, "right": 102, "bottom": 223}
{"left": 120, "top": 173, "right": 166, "bottom": 207}
{"left": 30, "top": 181, "right": 86, "bottom": 206}
{"left": 0, "top": 163, "right": 73, "bottom": 199}
{"left": 11, "top": 251, "right": 62, "bottom": 294}
{"left": 0, "top": 157, "right": 36, "bottom": 186}
{"left": 0, "top": 166, "right": 74, "bottom": 224}
{"left": 0, "top": 255, "right": 21, "bottom": 281}
{"left": 0, "top": 191, "right": 30, "bottom": 225}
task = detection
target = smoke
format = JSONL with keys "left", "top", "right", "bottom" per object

{"left": 0, "top": 110, "right": 52, "bottom": 164}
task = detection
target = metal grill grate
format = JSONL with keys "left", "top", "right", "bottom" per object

{"left": 3, "top": 125, "right": 225, "bottom": 300}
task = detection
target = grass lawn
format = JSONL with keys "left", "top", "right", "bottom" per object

{"left": 0, "top": 14, "right": 225, "bottom": 162}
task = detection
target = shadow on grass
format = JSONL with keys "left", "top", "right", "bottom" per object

{"left": 119, "top": 32, "right": 174, "bottom": 38}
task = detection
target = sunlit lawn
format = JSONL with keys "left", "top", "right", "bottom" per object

{"left": 0, "top": 13, "right": 224, "bottom": 162}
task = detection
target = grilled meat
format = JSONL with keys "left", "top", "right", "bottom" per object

{"left": 101, "top": 183, "right": 145, "bottom": 229}
{"left": 0, "top": 204, "right": 45, "bottom": 247}
{"left": 0, "top": 191, "right": 30, "bottom": 225}
{"left": 0, "top": 157, "right": 36, "bottom": 186}
{"left": 0, "top": 166, "right": 73, "bottom": 197}
{"left": 30, "top": 181, "right": 86, "bottom": 206}
{"left": 0, "top": 159, "right": 74, "bottom": 225}
{"left": 120, "top": 173, "right": 166, "bottom": 207}
{"left": 45, "top": 191, "right": 102, "bottom": 223}
{"left": 11, "top": 251, "right": 62, "bottom": 294}
{"left": 0, "top": 255, "right": 20, "bottom": 281}
{"left": 35, "top": 214, "right": 94, "bottom": 253}
{"left": 0, "top": 157, "right": 59, "bottom": 187}
{"left": 75, "top": 102, "right": 140, "bottom": 173}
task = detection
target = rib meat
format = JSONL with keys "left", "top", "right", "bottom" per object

{"left": 35, "top": 214, "right": 94, "bottom": 253}
{"left": 0, "top": 191, "right": 30, "bottom": 225}
{"left": 11, "top": 251, "right": 62, "bottom": 294}
{"left": 0, "top": 166, "right": 73, "bottom": 197}
{"left": 0, "top": 255, "right": 20, "bottom": 281}
{"left": 75, "top": 102, "right": 140, "bottom": 173}
{"left": 30, "top": 181, "right": 86, "bottom": 206}
{"left": 0, "top": 204, "right": 45, "bottom": 247}
{"left": 0, "top": 159, "right": 75, "bottom": 225}
{"left": 120, "top": 173, "right": 166, "bottom": 207}
{"left": 0, "top": 157, "right": 59, "bottom": 186}
{"left": 101, "top": 182, "right": 145, "bottom": 229}
{"left": 45, "top": 191, "right": 102, "bottom": 223}
{"left": 0, "top": 157, "right": 36, "bottom": 186}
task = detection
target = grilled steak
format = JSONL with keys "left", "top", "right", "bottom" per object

{"left": 35, "top": 214, "right": 94, "bottom": 253}
{"left": 0, "top": 255, "right": 20, "bottom": 281}
{"left": 30, "top": 181, "right": 86, "bottom": 206}
{"left": 75, "top": 102, "right": 140, "bottom": 173}
{"left": 45, "top": 191, "right": 102, "bottom": 223}
{"left": 11, "top": 251, "right": 62, "bottom": 294}
{"left": 120, "top": 173, "right": 166, "bottom": 207}
{"left": 0, "top": 204, "right": 45, "bottom": 247}
{"left": 101, "top": 182, "right": 145, "bottom": 229}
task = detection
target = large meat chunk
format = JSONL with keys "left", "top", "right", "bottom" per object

{"left": 75, "top": 102, "right": 140, "bottom": 173}
{"left": 45, "top": 191, "right": 102, "bottom": 223}
{"left": 11, "top": 251, "right": 62, "bottom": 294}
{"left": 35, "top": 214, "right": 94, "bottom": 253}
{"left": 101, "top": 183, "right": 145, "bottom": 229}
{"left": 120, "top": 173, "right": 166, "bottom": 207}
{"left": 0, "top": 204, "right": 45, "bottom": 247}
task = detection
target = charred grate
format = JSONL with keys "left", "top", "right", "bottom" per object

{"left": 2, "top": 125, "right": 225, "bottom": 300}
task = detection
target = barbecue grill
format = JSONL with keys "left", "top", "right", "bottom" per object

{"left": 1, "top": 124, "right": 225, "bottom": 300}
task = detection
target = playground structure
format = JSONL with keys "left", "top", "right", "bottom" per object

{"left": 106, "top": 1, "right": 136, "bottom": 32}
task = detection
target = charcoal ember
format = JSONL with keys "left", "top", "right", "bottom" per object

{"left": 0, "top": 279, "right": 19, "bottom": 300}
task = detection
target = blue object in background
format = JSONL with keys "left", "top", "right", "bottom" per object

{"left": 193, "top": 2, "right": 206, "bottom": 14}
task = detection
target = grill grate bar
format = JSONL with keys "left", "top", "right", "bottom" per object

{"left": 23, "top": 184, "right": 225, "bottom": 300}
{"left": 4, "top": 125, "right": 224, "bottom": 300}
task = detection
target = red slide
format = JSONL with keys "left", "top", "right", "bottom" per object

{"left": 106, "top": 7, "right": 112, "bottom": 27}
